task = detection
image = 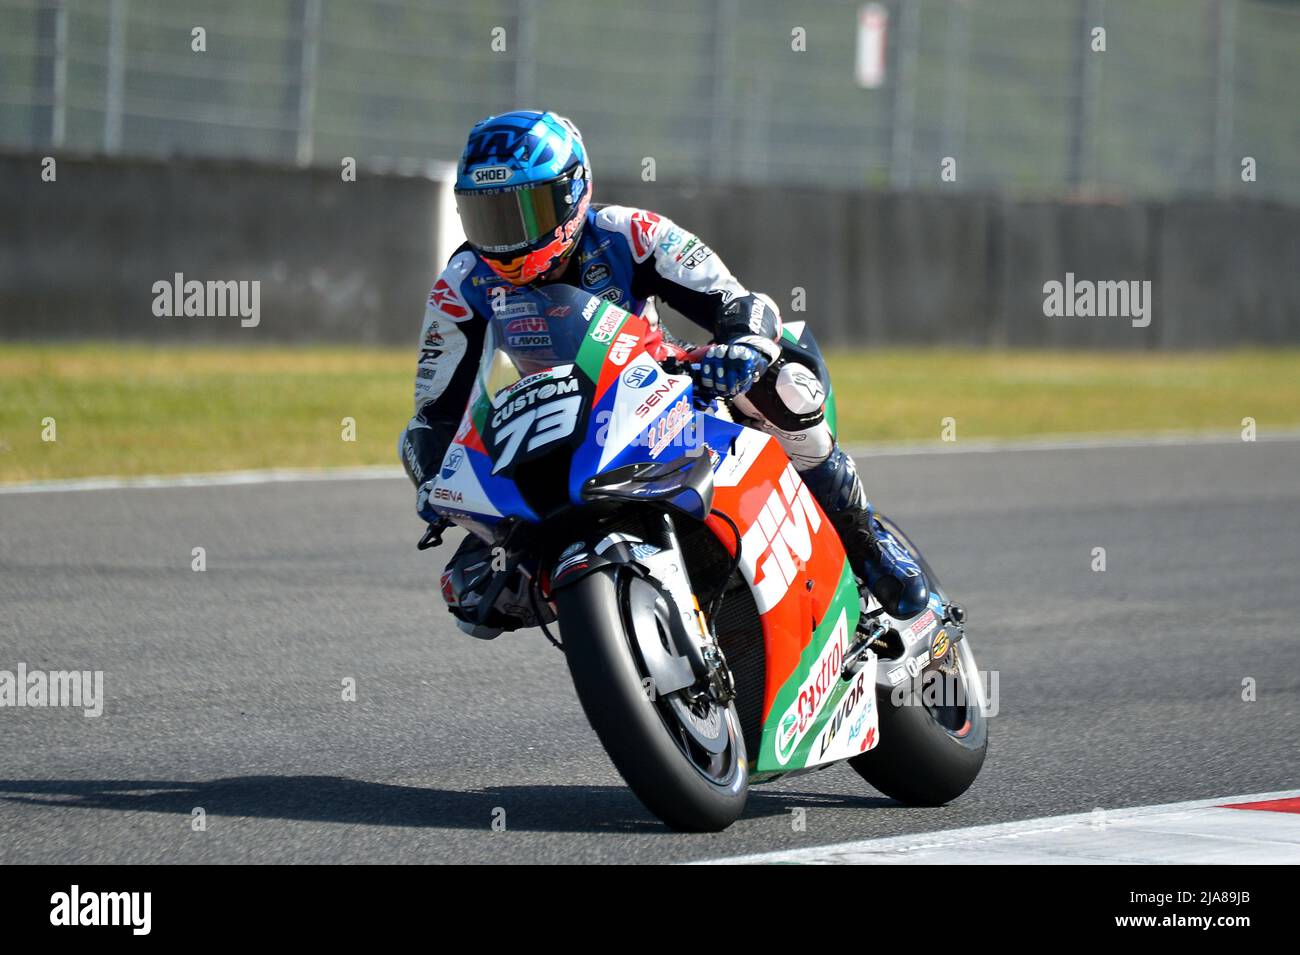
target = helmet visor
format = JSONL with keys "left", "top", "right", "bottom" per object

{"left": 455, "top": 172, "right": 584, "bottom": 256}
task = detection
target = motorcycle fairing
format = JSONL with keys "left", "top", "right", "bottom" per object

{"left": 705, "top": 430, "right": 875, "bottom": 772}
{"left": 430, "top": 290, "right": 878, "bottom": 774}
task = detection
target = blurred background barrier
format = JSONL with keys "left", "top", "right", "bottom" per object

{"left": 4, "top": 0, "right": 1298, "bottom": 202}
{"left": 1, "top": 0, "right": 1297, "bottom": 347}
{"left": 3, "top": 152, "right": 1298, "bottom": 346}
{"left": 0, "top": 150, "right": 445, "bottom": 343}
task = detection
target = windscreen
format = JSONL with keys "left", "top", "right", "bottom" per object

{"left": 476, "top": 285, "right": 610, "bottom": 398}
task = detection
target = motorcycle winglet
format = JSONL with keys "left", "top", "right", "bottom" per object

{"left": 579, "top": 454, "right": 715, "bottom": 519}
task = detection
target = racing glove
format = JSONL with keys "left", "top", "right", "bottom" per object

{"left": 416, "top": 478, "right": 441, "bottom": 524}
{"left": 692, "top": 336, "right": 780, "bottom": 399}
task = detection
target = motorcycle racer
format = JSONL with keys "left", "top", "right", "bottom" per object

{"left": 399, "top": 109, "right": 927, "bottom": 633}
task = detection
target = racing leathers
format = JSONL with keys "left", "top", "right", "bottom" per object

{"left": 399, "top": 204, "right": 927, "bottom": 632}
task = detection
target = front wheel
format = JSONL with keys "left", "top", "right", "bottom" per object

{"left": 557, "top": 566, "right": 748, "bottom": 832}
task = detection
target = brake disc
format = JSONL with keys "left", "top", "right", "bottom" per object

{"left": 667, "top": 693, "right": 728, "bottom": 754}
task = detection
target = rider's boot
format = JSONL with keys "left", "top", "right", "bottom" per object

{"left": 800, "top": 444, "right": 930, "bottom": 618}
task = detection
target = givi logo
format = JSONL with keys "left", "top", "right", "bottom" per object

{"left": 739, "top": 463, "right": 823, "bottom": 613}
{"left": 609, "top": 332, "right": 639, "bottom": 365}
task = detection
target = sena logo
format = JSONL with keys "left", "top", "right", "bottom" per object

{"left": 470, "top": 165, "right": 511, "bottom": 185}
{"left": 634, "top": 380, "right": 675, "bottom": 417}
{"left": 740, "top": 463, "right": 824, "bottom": 613}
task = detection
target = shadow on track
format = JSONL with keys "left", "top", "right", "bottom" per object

{"left": 0, "top": 775, "right": 895, "bottom": 834}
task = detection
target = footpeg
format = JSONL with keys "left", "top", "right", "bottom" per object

{"left": 842, "top": 618, "right": 888, "bottom": 679}
{"left": 942, "top": 602, "right": 967, "bottom": 643}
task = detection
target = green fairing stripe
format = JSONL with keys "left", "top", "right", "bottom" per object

{"left": 824, "top": 382, "right": 838, "bottom": 439}
{"left": 756, "top": 557, "right": 861, "bottom": 772}
{"left": 470, "top": 389, "right": 490, "bottom": 437}
{"left": 575, "top": 301, "right": 626, "bottom": 382}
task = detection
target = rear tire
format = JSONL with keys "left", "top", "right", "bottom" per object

{"left": 848, "top": 659, "right": 988, "bottom": 806}
{"left": 557, "top": 566, "right": 748, "bottom": 832}
{"left": 851, "top": 515, "right": 987, "bottom": 805}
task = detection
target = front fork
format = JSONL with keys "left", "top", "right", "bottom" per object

{"left": 633, "top": 514, "right": 735, "bottom": 705}
{"left": 551, "top": 511, "right": 735, "bottom": 705}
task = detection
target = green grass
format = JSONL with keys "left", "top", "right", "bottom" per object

{"left": 825, "top": 349, "right": 1300, "bottom": 443}
{"left": 1, "top": 344, "right": 1297, "bottom": 482}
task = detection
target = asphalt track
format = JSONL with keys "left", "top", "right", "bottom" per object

{"left": 2, "top": 437, "right": 1298, "bottom": 864}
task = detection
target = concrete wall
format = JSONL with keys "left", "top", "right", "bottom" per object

{"left": 603, "top": 179, "right": 1300, "bottom": 350}
{"left": 0, "top": 151, "right": 441, "bottom": 344}
{"left": 2, "top": 152, "right": 1296, "bottom": 348}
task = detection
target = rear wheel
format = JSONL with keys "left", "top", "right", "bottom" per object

{"left": 556, "top": 566, "right": 748, "bottom": 831}
{"left": 849, "top": 637, "right": 988, "bottom": 805}
{"left": 850, "top": 513, "right": 988, "bottom": 805}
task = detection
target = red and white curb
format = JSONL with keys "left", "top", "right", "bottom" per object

{"left": 706, "top": 790, "right": 1300, "bottom": 864}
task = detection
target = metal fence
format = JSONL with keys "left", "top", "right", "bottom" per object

{"left": 3, "top": 0, "right": 1298, "bottom": 203}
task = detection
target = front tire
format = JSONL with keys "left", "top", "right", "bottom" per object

{"left": 557, "top": 566, "right": 748, "bottom": 832}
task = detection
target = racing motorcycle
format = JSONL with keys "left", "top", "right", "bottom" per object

{"left": 421, "top": 284, "right": 988, "bottom": 832}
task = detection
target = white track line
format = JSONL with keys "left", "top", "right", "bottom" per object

{"left": 852, "top": 429, "right": 1300, "bottom": 457}
{"left": 702, "top": 790, "right": 1300, "bottom": 865}
{"left": 0, "top": 465, "right": 404, "bottom": 495}
{"left": 2, "top": 430, "right": 1297, "bottom": 496}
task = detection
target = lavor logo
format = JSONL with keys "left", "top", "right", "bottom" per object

{"left": 817, "top": 669, "right": 869, "bottom": 759}
{"left": 471, "top": 165, "right": 511, "bottom": 185}
{"left": 739, "top": 463, "right": 824, "bottom": 613}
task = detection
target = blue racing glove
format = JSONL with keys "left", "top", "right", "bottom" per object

{"left": 692, "top": 336, "right": 776, "bottom": 398}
